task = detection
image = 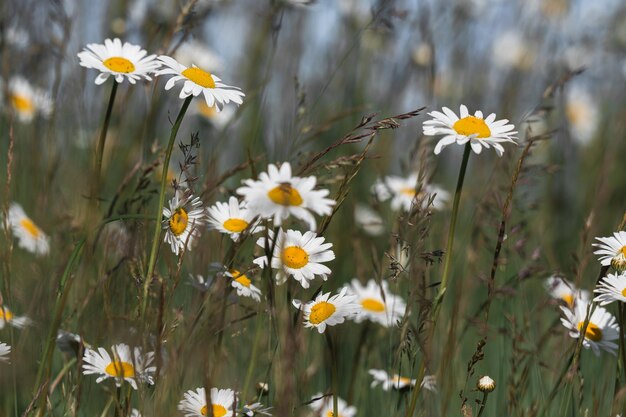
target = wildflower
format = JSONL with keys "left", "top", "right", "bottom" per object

{"left": 354, "top": 204, "right": 384, "bottom": 236}
{"left": 56, "top": 330, "right": 82, "bottom": 357}
{"left": 560, "top": 301, "right": 619, "bottom": 356}
{"left": 0, "top": 306, "right": 31, "bottom": 329}
{"left": 207, "top": 196, "right": 262, "bottom": 241}
{"left": 242, "top": 402, "right": 272, "bottom": 416}
{"left": 477, "top": 376, "right": 496, "bottom": 393}
{"left": 237, "top": 162, "right": 335, "bottom": 230}
{"left": 156, "top": 55, "right": 244, "bottom": 111}
{"left": 6, "top": 202, "right": 50, "bottom": 256}
{"left": 594, "top": 272, "right": 626, "bottom": 306}
{"left": 373, "top": 173, "right": 449, "bottom": 212}
{"left": 292, "top": 288, "right": 360, "bottom": 333}
{"left": 162, "top": 191, "right": 206, "bottom": 255}
{"left": 593, "top": 231, "right": 626, "bottom": 272}
{"left": 226, "top": 269, "right": 262, "bottom": 302}
{"left": 130, "top": 410, "right": 143, "bottom": 417}
{"left": 6, "top": 77, "right": 53, "bottom": 122}
{"left": 544, "top": 275, "right": 589, "bottom": 308}
{"left": 178, "top": 387, "right": 237, "bottom": 417}
{"left": 77, "top": 38, "right": 160, "bottom": 85}
{"left": 0, "top": 343, "right": 10, "bottom": 363}
{"left": 82, "top": 343, "right": 156, "bottom": 389}
{"left": 344, "top": 279, "right": 407, "bottom": 327}
{"left": 491, "top": 30, "right": 535, "bottom": 70}
{"left": 565, "top": 85, "right": 599, "bottom": 146}
{"left": 423, "top": 105, "right": 517, "bottom": 156}
{"left": 308, "top": 393, "right": 356, "bottom": 417}
{"left": 368, "top": 369, "right": 437, "bottom": 392}
{"left": 253, "top": 229, "right": 335, "bottom": 288}
{"left": 174, "top": 40, "right": 223, "bottom": 74}
{"left": 195, "top": 102, "right": 235, "bottom": 129}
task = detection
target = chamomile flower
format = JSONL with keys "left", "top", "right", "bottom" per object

{"left": 130, "top": 410, "right": 143, "bottom": 417}
{"left": 207, "top": 196, "right": 262, "bottom": 241}
{"left": 308, "top": 393, "right": 356, "bottom": 417}
{"left": 237, "top": 162, "right": 335, "bottom": 230}
{"left": 195, "top": 101, "right": 235, "bottom": 129}
{"left": 354, "top": 204, "right": 384, "bottom": 236}
{"left": 423, "top": 105, "right": 517, "bottom": 156}
{"left": 594, "top": 272, "right": 626, "bottom": 306}
{"left": 77, "top": 38, "right": 160, "bottom": 85}
{"left": 82, "top": 343, "right": 156, "bottom": 389}
{"left": 292, "top": 288, "right": 360, "bottom": 333}
{"left": 368, "top": 369, "right": 437, "bottom": 392}
{"left": 7, "top": 77, "right": 53, "bottom": 122}
{"left": 253, "top": 229, "right": 335, "bottom": 288}
{"left": 560, "top": 301, "right": 619, "bottom": 356}
{"left": 6, "top": 202, "right": 50, "bottom": 256}
{"left": 373, "top": 173, "right": 449, "bottom": 212}
{"left": 593, "top": 231, "right": 626, "bottom": 271}
{"left": 0, "top": 306, "right": 31, "bottom": 329}
{"left": 226, "top": 269, "right": 262, "bottom": 302}
{"left": 178, "top": 387, "right": 237, "bottom": 417}
{"left": 162, "top": 191, "right": 206, "bottom": 255}
{"left": 0, "top": 343, "right": 11, "bottom": 363}
{"left": 156, "top": 55, "right": 244, "bottom": 111}
{"left": 545, "top": 275, "right": 589, "bottom": 308}
{"left": 242, "top": 402, "right": 272, "bottom": 417}
{"left": 344, "top": 279, "right": 407, "bottom": 327}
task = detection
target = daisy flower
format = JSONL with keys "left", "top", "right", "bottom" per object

{"left": 593, "top": 231, "right": 626, "bottom": 271}
{"left": 354, "top": 204, "right": 384, "bottom": 236}
{"left": 344, "top": 279, "right": 407, "bottom": 327}
{"left": 162, "top": 191, "right": 206, "bottom": 256}
{"left": 253, "top": 229, "right": 335, "bottom": 288}
{"left": 544, "top": 275, "right": 589, "bottom": 308}
{"left": 308, "top": 393, "right": 356, "bottom": 417}
{"left": 242, "top": 403, "right": 272, "bottom": 417}
{"left": 565, "top": 85, "right": 599, "bottom": 146}
{"left": 236, "top": 162, "right": 335, "bottom": 230}
{"left": 594, "top": 272, "right": 626, "bottom": 306}
{"left": 195, "top": 101, "right": 235, "bottom": 129}
{"left": 226, "top": 269, "right": 262, "bottom": 302}
{"left": 207, "top": 196, "right": 262, "bottom": 241}
{"left": 156, "top": 55, "right": 244, "bottom": 111}
{"left": 0, "top": 343, "right": 11, "bottom": 363}
{"left": 560, "top": 301, "right": 619, "bottom": 356}
{"left": 82, "top": 343, "right": 156, "bottom": 389}
{"left": 130, "top": 410, "right": 143, "bottom": 417}
{"left": 0, "top": 306, "right": 31, "bottom": 329}
{"left": 77, "top": 38, "right": 160, "bottom": 85}
{"left": 292, "top": 288, "right": 360, "bottom": 333}
{"left": 6, "top": 77, "right": 53, "bottom": 122}
{"left": 6, "top": 202, "right": 50, "bottom": 256}
{"left": 178, "top": 387, "right": 237, "bottom": 417}
{"left": 368, "top": 369, "right": 437, "bottom": 392}
{"left": 423, "top": 105, "right": 517, "bottom": 156}
{"left": 373, "top": 173, "right": 449, "bottom": 212}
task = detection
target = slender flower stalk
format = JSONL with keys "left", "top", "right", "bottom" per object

{"left": 91, "top": 80, "right": 118, "bottom": 204}
{"left": 325, "top": 332, "right": 339, "bottom": 417}
{"left": 142, "top": 96, "right": 193, "bottom": 317}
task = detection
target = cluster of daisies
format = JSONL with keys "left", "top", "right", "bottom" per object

{"left": 546, "top": 231, "right": 626, "bottom": 356}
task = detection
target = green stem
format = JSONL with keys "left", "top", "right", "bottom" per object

{"left": 242, "top": 314, "right": 263, "bottom": 402}
{"left": 91, "top": 80, "right": 118, "bottom": 203}
{"left": 141, "top": 96, "right": 192, "bottom": 318}
{"left": 432, "top": 142, "right": 471, "bottom": 319}
{"left": 405, "top": 143, "right": 471, "bottom": 417}
{"left": 326, "top": 332, "right": 339, "bottom": 417}
{"left": 476, "top": 392, "right": 489, "bottom": 417}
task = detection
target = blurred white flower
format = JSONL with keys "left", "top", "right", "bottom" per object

{"left": 354, "top": 204, "right": 384, "bottom": 236}
{"left": 565, "top": 85, "right": 599, "bottom": 146}
{"left": 491, "top": 30, "right": 535, "bottom": 70}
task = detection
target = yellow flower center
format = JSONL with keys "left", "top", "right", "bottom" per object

{"left": 566, "top": 102, "right": 587, "bottom": 125}
{"left": 11, "top": 94, "right": 33, "bottom": 113}
{"left": 562, "top": 294, "right": 574, "bottom": 308}
{"left": 400, "top": 187, "right": 416, "bottom": 197}
{"left": 0, "top": 308, "right": 13, "bottom": 321}
{"left": 361, "top": 298, "right": 385, "bottom": 312}
{"left": 169, "top": 208, "right": 188, "bottom": 236}
{"left": 621, "top": 287, "right": 626, "bottom": 298}
{"left": 453, "top": 116, "right": 491, "bottom": 138}
{"left": 281, "top": 246, "right": 309, "bottom": 269}
{"left": 620, "top": 246, "right": 626, "bottom": 257}
{"left": 103, "top": 57, "right": 136, "bottom": 73}
{"left": 231, "top": 269, "right": 251, "bottom": 288}
{"left": 200, "top": 404, "right": 227, "bottom": 417}
{"left": 198, "top": 101, "right": 218, "bottom": 119}
{"left": 104, "top": 361, "right": 135, "bottom": 378}
{"left": 577, "top": 321, "right": 603, "bottom": 342}
{"left": 309, "top": 301, "right": 336, "bottom": 325}
{"left": 223, "top": 218, "right": 249, "bottom": 233}
{"left": 393, "top": 375, "right": 412, "bottom": 385}
{"left": 19, "top": 218, "right": 41, "bottom": 238}
{"left": 267, "top": 183, "right": 303, "bottom": 206}
{"left": 326, "top": 412, "right": 342, "bottom": 417}
{"left": 182, "top": 67, "right": 216, "bottom": 89}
